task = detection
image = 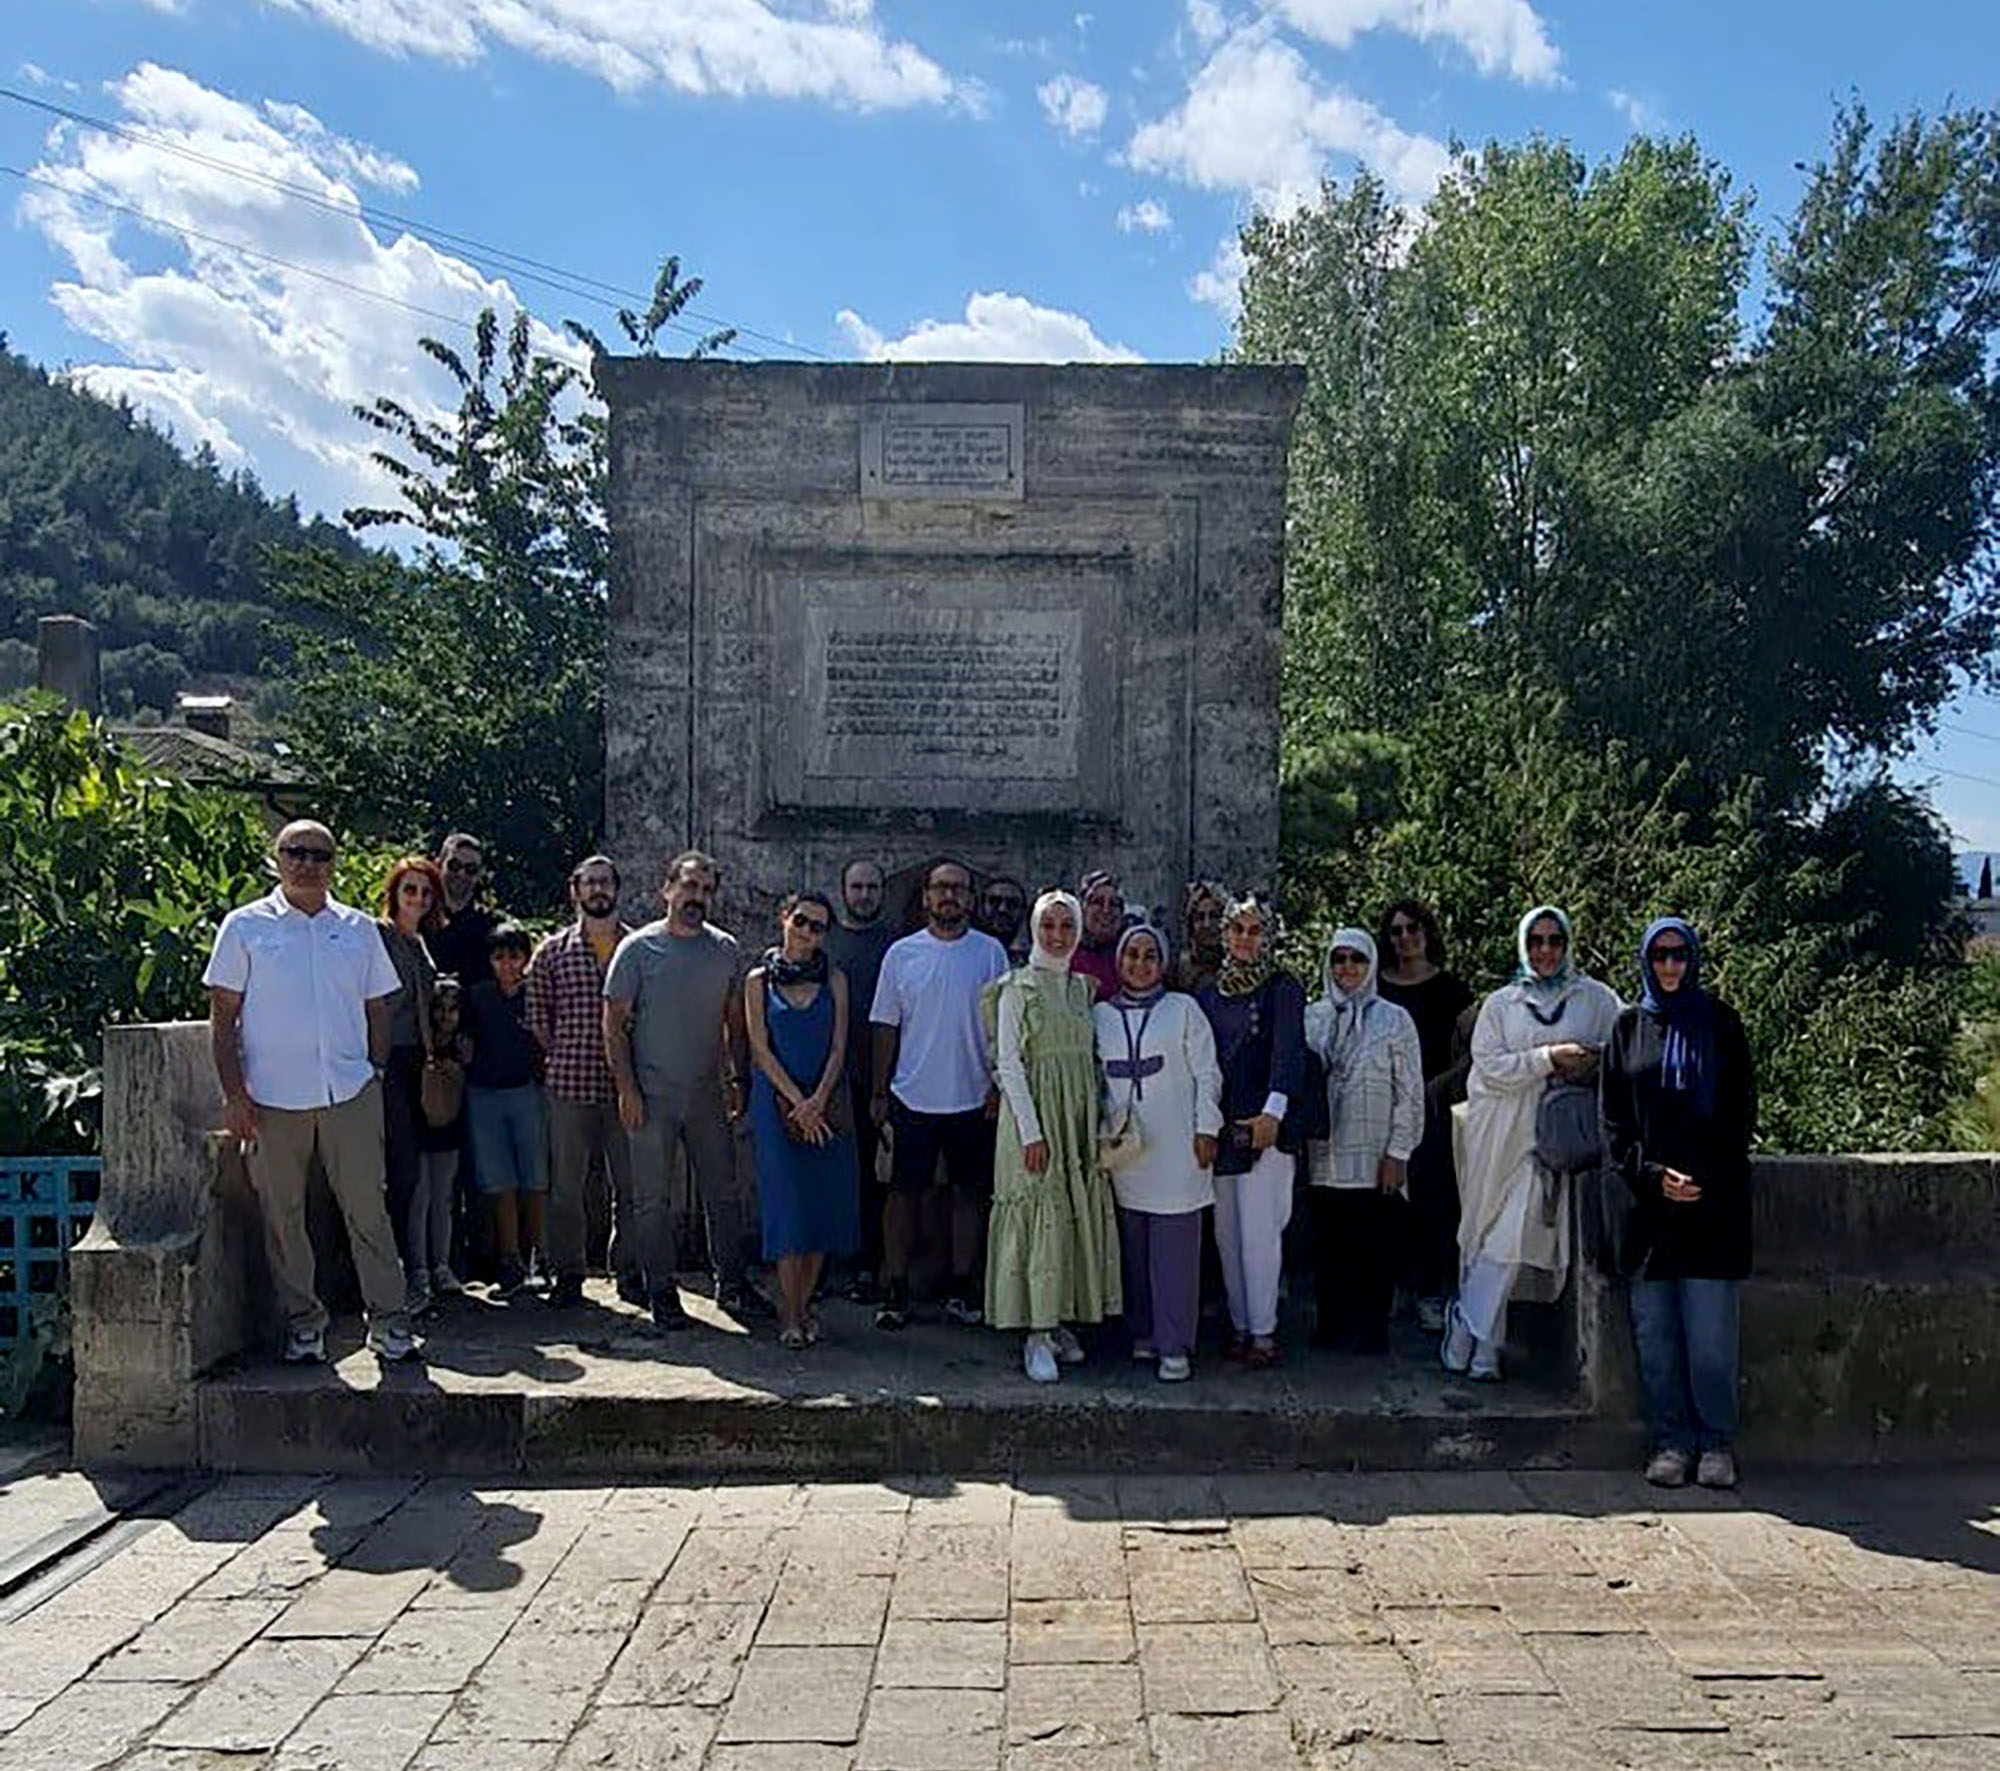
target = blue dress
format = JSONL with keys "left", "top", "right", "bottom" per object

{"left": 749, "top": 976, "right": 861, "bottom": 1261}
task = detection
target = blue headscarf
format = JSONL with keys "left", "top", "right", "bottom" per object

{"left": 1514, "top": 904, "right": 1577, "bottom": 1002}
{"left": 1637, "top": 916, "right": 1717, "bottom": 1116}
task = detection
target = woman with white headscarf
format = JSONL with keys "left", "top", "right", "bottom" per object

{"left": 1447, "top": 904, "right": 1621, "bottom": 1380}
{"left": 1303, "top": 928, "right": 1423, "bottom": 1353}
{"left": 985, "top": 891, "right": 1122, "bottom": 1384}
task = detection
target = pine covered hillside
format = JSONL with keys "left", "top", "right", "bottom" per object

{"left": 0, "top": 339, "right": 364, "bottom": 717}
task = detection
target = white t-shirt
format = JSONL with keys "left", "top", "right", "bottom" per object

{"left": 202, "top": 887, "right": 402, "bottom": 1110}
{"left": 869, "top": 927, "right": 1010, "bottom": 1115}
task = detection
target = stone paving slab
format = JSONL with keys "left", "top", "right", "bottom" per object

{"left": 0, "top": 1466, "right": 1993, "bottom": 1768}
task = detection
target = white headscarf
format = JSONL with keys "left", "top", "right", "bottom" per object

{"left": 1029, "top": 890, "right": 1083, "bottom": 972}
{"left": 1304, "top": 926, "right": 1380, "bottom": 1078}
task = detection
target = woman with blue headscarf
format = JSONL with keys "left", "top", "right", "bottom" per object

{"left": 1448, "top": 905, "right": 1621, "bottom": 1381}
{"left": 1602, "top": 918, "right": 1756, "bottom": 1491}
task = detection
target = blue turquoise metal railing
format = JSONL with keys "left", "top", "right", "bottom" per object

{"left": 0, "top": 1156, "right": 100, "bottom": 1348}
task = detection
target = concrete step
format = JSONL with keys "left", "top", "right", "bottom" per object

{"left": 193, "top": 1282, "right": 1627, "bottom": 1478}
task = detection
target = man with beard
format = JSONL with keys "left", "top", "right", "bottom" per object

{"left": 528, "top": 855, "right": 637, "bottom": 1309}
{"left": 1070, "top": 869, "right": 1126, "bottom": 1002}
{"left": 604, "top": 851, "right": 758, "bottom": 1330}
{"left": 869, "top": 858, "right": 1010, "bottom": 1330}
{"left": 978, "top": 875, "right": 1032, "bottom": 964}
{"left": 825, "top": 857, "right": 893, "bottom": 1300}
{"left": 426, "top": 833, "right": 499, "bottom": 987}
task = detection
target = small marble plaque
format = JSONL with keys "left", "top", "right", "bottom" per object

{"left": 860, "top": 402, "right": 1024, "bottom": 500}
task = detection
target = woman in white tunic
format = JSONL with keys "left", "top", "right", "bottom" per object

{"left": 1094, "top": 924, "right": 1223, "bottom": 1382}
{"left": 1447, "top": 905, "right": 1620, "bottom": 1380}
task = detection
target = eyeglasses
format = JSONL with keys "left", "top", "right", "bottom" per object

{"left": 280, "top": 845, "right": 335, "bottom": 864}
{"left": 1650, "top": 945, "right": 1691, "bottom": 964}
{"left": 1526, "top": 933, "right": 1568, "bottom": 950}
{"left": 790, "top": 912, "right": 829, "bottom": 934}
{"left": 1329, "top": 949, "right": 1368, "bottom": 966}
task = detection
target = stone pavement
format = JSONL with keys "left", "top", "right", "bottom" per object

{"left": 0, "top": 1465, "right": 1994, "bottom": 1769}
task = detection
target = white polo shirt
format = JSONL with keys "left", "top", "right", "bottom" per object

{"left": 202, "top": 886, "right": 402, "bottom": 1110}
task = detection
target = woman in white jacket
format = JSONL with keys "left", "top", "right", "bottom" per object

{"left": 1303, "top": 928, "right": 1424, "bottom": 1354}
{"left": 1094, "top": 924, "right": 1223, "bottom": 1382}
{"left": 1447, "top": 904, "right": 1620, "bottom": 1380}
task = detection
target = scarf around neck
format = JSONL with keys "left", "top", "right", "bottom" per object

{"left": 1307, "top": 926, "right": 1379, "bottom": 1077}
{"left": 1029, "top": 889, "right": 1083, "bottom": 973}
{"left": 1111, "top": 922, "right": 1169, "bottom": 1007}
{"left": 764, "top": 945, "right": 828, "bottom": 988}
{"left": 1514, "top": 903, "right": 1579, "bottom": 1005}
{"left": 1215, "top": 893, "right": 1277, "bottom": 998}
{"left": 1637, "top": 915, "right": 1718, "bottom": 1116}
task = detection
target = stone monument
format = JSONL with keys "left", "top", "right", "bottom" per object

{"left": 599, "top": 361, "right": 1302, "bottom": 930}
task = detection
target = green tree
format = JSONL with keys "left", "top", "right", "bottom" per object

{"left": 0, "top": 695, "right": 269, "bottom": 1152}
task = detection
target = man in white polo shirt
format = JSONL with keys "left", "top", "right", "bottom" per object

{"left": 204, "top": 819, "right": 417, "bottom": 1363}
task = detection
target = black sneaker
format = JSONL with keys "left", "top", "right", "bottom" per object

{"left": 716, "top": 1281, "right": 776, "bottom": 1321}
{"left": 546, "top": 1275, "right": 585, "bottom": 1310}
{"left": 873, "top": 1282, "right": 909, "bottom": 1332}
{"left": 649, "top": 1289, "right": 692, "bottom": 1332}
{"left": 846, "top": 1268, "right": 879, "bottom": 1305}
{"left": 493, "top": 1259, "right": 530, "bottom": 1301}
{"left": 616, "top": 1274, "right": 648, "bottom": 1308}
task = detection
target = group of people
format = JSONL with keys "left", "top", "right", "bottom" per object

{"left": 203, "top": 824, "right": 1755, "bottom": 1490}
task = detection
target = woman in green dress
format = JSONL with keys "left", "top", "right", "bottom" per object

{"left": 985, "top": 889, "right": 1123, "bottom": 1382}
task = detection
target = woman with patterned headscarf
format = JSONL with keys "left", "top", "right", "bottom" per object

{"left": 1195, "top": 894, "right": 1307, "bottom": 1368}
{"left": 1603, "top": 918, "right": 1756, "bottom": 1491}
{"left": 1447, "top": 905, "right": 1620, "bottom": 1381}
{"left": 985, "top": 891, "right": 1123, "bottom": 1384}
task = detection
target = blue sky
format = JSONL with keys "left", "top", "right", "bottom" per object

{"left": 5, "top": 1, "right": 1998, "bottom": 848}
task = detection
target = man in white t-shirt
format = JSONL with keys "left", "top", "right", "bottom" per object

{"left": 203, "top": 819, "right": 417, "bottom": 1364}
{"left": 868, "top": 858, "right": 1010, "bottom": 1331}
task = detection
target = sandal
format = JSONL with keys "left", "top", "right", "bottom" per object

{"left": 779, "top": 1324, "right": 809, "bottom": 1352}
{"left": 803, "top": 1309, "right": 822, "bottom": 1346}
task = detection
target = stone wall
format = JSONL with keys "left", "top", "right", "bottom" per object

{"left": 600, "top": 360, "right": 1302, "bottom": 933}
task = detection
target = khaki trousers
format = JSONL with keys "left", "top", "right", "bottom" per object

{"left": 245, "top": 1078, "right": 411, "bottom": 1336}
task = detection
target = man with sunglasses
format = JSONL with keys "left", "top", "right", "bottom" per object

{"left": 204, "top": 821, "right": 418, "bottom": 1364}
{"left": 426, "top": 833, "right": 498, "bottom": 988}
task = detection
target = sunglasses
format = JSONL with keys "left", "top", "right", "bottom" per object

{"left": 1387, "top": 921, "right": 1422, "bottom": 937}
{"left": 396, "top": 881, "right": 433, "bottom": 897}
{"left": 280, "top": 845, "right": 335, "bottom": 864}
{"left": 790, "top": 912, "right": 829, "bottom": 934}
{"left": 1526, "top": 933, "right": 1568, "bottom": 950}
{"left": 444, "top": 859, "right": 482, "bottom": 876}
{"left": 1650, "top": 945, "right": 1691, "bottom": 964}
{"left": 1329, "top": 949, "right": 1368, "bottom": 966}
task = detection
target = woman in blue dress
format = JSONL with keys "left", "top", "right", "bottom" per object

{"left": 745, "top": 891, "right": 859, "bottom": 1349}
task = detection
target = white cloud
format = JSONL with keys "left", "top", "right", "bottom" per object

{"left": 17, "top": 62, "right": 572, "bottom": 522}
{"left": 1269, "top": 0, "right": 1561, "bottom": 86}
{"left": 1607, "top": 88, "right": 1663, "bottom": 132}
{"left": 835, "top": 291, "right": 1142, "bottom": 363}
{"left": 1186, "top": 1, "right": 1230, "bottom": 45}
{"left": 1117, "top": 198, "right": 1172, "bottom": 234}
{"left": 1127, "top": 27, "right": 1451, "bottom": 211}
{"left": 1190, "top": 235, "right": 1247, "bottom": 319}
{"left": 130, "top": 0, "right": 189, "bottom": 12}
{"left": 256, "top": 0, "right": 961, "bottom": 109}
{"left": 18, "top": 62, "right": 80, "bottom": 92}
{"left": 1037, "top": 72, "right": 1109, "bottom": 139}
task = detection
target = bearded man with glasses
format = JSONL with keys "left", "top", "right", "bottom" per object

{"left": 203, "top": 820, "right": 419, "bottom": 1364}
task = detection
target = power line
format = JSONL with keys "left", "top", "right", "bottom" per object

{"left": 1916, "top": 762, "right": 2000, "bottom": 792}
{"left": 1943, "top": 722, "right": 2000, "bottom": 746}
{"left": 0, "top": 83, "right": 829, "bottom": 360}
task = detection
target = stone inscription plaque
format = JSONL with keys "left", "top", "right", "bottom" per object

{"left": 860, "top": 402, "right": 1024, "bottom": 501}
{"left": 804, "top": 600, "right": 1080, "bottom": 784}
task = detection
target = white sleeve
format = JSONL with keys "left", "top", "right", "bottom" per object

{"left": 1261, "top": 1092, "right": 1288, "bottom": 1120}
{"left": 1185, "top": 1005, "right": 1225, "bottom": 1138}
{"left": 1470, "top": 993, "right": 1555, "bottom": 1093}
{"left": 994, "top": 983, "right": 1042, "bottom": 1148}
{"left": 868, "top": 948, "right": 903, "bottom": 1027}
{"left": 1386, "top": 1015, "right": 1425, "bottom": 1161}
{"left": 202, "top": 911, "right": 249, "bottom": 992}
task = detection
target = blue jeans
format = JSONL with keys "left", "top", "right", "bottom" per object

{"left": 1630, "top": 1277, "right": 1740, "bottom": 1453}
{"left": 466, "top": 1085, "right": 548, "bottom": 1196}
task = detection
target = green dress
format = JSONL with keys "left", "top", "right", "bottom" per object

{"left": 983, "top": 966, "right": 1123, "bottom": 1331}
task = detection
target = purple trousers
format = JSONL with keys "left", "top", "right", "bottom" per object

{"left": 1119, "top": 1205, "right": 1205, "bottom": 1359}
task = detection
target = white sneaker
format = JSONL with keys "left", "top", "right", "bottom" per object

{"left": 1130, "top": 1343, "right": 1157, "bottom": 1362}
{"left": 1052, "top": 1326, "right": 1086, "bottom": 1365}
{"left": 1695, "top": 1448, "right": 1738, "bottom": 1490}
{"left": 283, "top": 1326, "right": 326, "bottom": 1364}
{"left": 1469, "top": 1340, "right": 1503, "bottom": 1382}
{"left": 1440, "top": 1302, "right": 1474, "bottom": 1374}
{"left": 1646, "top": 1448, "right": 1691, "bottom": 1488}
{"left": 943, "top": 1295, "right": 984, "bottom": 1327}
{"left": 367, "top": 1323, "right": 419, "bottom": 1362}
{"left": 431, "top": 1265, "right": 463, "bottom": 1296}
{"left": 1023, "top": 1335, "right": 1060, "bottom": 1384}
{"left": 1157, "top": 1354, "right": 1192, "bottom": 1382}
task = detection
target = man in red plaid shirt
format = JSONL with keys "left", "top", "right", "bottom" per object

{"left": 527, "top": 855, "right": 635, "bottom": 1308}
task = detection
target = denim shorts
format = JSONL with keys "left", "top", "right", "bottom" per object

{"left": 465, "top": 1085, "right": 548, "bottom": 1196}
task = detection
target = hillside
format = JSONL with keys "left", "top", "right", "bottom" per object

{"left": 0, "top": 338, "right": 365, "bottom": 716}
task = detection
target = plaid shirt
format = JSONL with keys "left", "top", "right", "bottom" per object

{"left": 526, "top": 920, "right": 630, "bottom": 1105}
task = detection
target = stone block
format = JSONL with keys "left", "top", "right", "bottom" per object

{"left": 717, "top": 1646, "right": 874, "bottom": 1744}
{"left": 875, "top": 1619, "right": 1007, "bottom": 1689}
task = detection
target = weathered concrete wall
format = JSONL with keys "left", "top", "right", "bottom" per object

{"left": 600, "top": 360, "right": 1303, "bottom": 933}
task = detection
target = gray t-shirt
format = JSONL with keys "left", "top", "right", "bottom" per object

{"left": 602, "top": 920, "right": 741, "bottom": 1095}
{"left": 824, "top": 919, "right": 893, "bottom": 1066}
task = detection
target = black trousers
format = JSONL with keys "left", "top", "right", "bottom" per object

{"left": 1312, "top": 1186, "right": 1398, "bottom": 1351}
